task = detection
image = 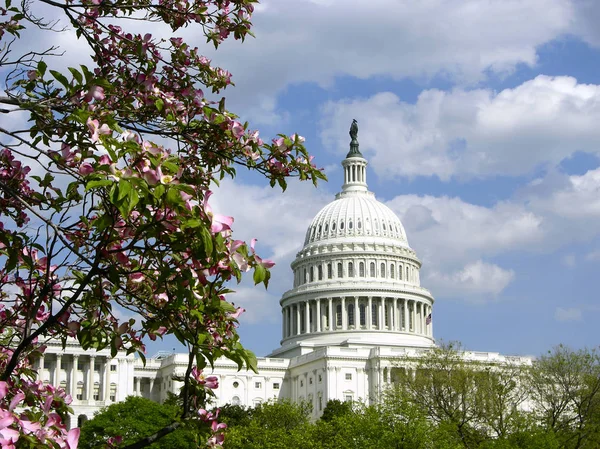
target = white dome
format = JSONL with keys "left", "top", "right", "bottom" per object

{"left": 304, "top": 193, "right": 409, "bottom": 246}
{"left": 272, "top": 126, "right": 435, "bottom": 357}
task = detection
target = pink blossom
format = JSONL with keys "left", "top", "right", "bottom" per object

{"left": 83, "top": 85, "right": 105, "bottom": 103}
{"left": 64, "top": 428, "right": 80, "bottom": 449}
{"left": 8, "top": 392, "right": 24, "bottom": 411}
{"left": 79, "top": 162, "right": 94, "bottom": 175}
{"left": 0, "top": 381, "right": 7, "bottom": 401}
{"left": 0, "top": 409, "right": 15, "bottom": 429}
{"left": 86, "top": 118, "right": 112, "bottom": 142}
{"left": 0, "top": 427, "right": 19, "bottom": 448}
{"left": 230, "top": 121, "right": 244, "bottom": 139}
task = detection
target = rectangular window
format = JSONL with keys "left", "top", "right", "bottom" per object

{"left": 309, "top": 377, "right": 313, "bottom": 385}
{"left": 110, "top": 365, "right": 117, "bottom": 372}
{"left": 273, "top": 382, "right": 280, "bottom": 390}
{"left": 345, "top": 395, "right": 353, "bottom": 402}
{"left": 110, "top": 395, "right": 116, "bottom": 402}
{"left": 318, "top": 374, "right": 322, "bottom": 383}
{"left": 327, "top": 264, "right": 332, "bottom": 279}
{"left": 337, "top": 263, "right": 343, "bottom": 278}
{"left": 255, "top": 382, "right": 262, "bottom": 389}
{"left": 345, "top": 373, "right": 352, "bottom": 381}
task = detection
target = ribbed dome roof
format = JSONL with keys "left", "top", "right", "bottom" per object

{"left": 304, "top": 193, "right": 408, "bottom": 246}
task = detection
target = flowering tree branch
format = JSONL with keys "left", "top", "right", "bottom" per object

{"left": 0, "top": 0, "right": 326, "bottom": 447}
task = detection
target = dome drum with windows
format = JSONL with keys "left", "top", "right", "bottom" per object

{"left": 276, "top": 121, "right": 434, "bottom": 354}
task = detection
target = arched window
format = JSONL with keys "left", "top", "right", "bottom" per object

{"left": 359, "top": 262, "right": 365, "bottom": 277}
{"left": 310, "top": 267, "right": 314, "bottom": 282}
{"left": 357, "top": 219, "right": 362, "bottom": 229}
{"left": 340, "top": 220, "right": 345, "bottom": 230}
{"left": 232, "top": 396, "right": 241, "bottom": 406}
{"left": 318, "top": 265, "right": 323, "bottom": 281}
{"left": 370, "top": 262, "right": 375, "bottom": 277}
{"left": 390, "top": 264, "right": 395, "bottom": 279}
{"left": 349, "top": 220, "right": 353, "bottom": 229}
{"left": 304, "top": 268, "right": 307, "bottom": 284}
{"left": 327, "top": 263, "right": 332, "bottom": 279}
{"left": 77, "top": 415, "right": 88, "bottom": 427}
{"left": 406, "top": 266, "right": 409, "bottom": 281}
{"left": 371, "top": 303, "right": 378, "bottom": 326}
{"left": 348, "top": 262, "right": 354, "bottom": 277}
{"left": 374, "top": 219, "right": 379, "bottom": 231}
{"left": 336, "top": 304, "right": 342, "bottom": 327}
{"left": 318, "top": 224, "right": 322, "bottom": 235}
{"left": 337, "top": 263, "right": 343, "bottom": 278}
{"left": 332, "top": 222, "right": 336, "bottom": 231}
{"left": 348, "top": 303, "right": 355, "bottom": 326}
{"left": 399, "top": 266, "right": 402, "bottom": 280}
{"left": 325, "top": 223, "right": 329, "bottom": 232}
{"left": 384, "top": 304, "right": 389, "bottom": 327}
{"left": 383, "top": 222, "right": 386, "bottom": 231}
{"left": 380, "top": 263, "right": 386, "bottom": 278}
{"left": 359, "top": 304, "right": 366, "bottom": 326}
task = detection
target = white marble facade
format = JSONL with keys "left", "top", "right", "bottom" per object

{"left": 38, "top": 136, "right": 531, "bottom": 426}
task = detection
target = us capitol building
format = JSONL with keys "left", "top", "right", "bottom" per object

{"left": 39, "top": 124, "right": 530, "bottom": 427}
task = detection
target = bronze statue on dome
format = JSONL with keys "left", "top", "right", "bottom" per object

{"left": 349, "top": 119, "right": 358, "bottom": 142}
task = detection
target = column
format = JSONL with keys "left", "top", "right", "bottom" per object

{"left": 87, "top": 356, "right": 95, "bottom": 401}
{"left": 316, "top": 299, "right": 321, "bottom": 332}
{"left": 296, "top": 304, "right": 301, "bottom": 335}
{"left": 288, "top": 307, "right": 292, "bottom": 337}
{"left": 328, "top": 297, "right": 333, "bottom": 331}
{"left": 70, "top": 355, "right": 78, "bottom": 397}
{"left": 304, "top": 300, "right": 310, "bottom": 334}
{"left": 354, "top": 296, "right": 359, "bottom": 328}
{"left": 341, "top": 297, "right": 346, "bottom": 330}
{"left": 367, "top": 296, "right": 373, "bottom": 330}
{"left": 38, "top": 354, "right": 45, "bottom": 382}
{"left": 428, "top": 305, "right": 433, "bottom": 337}
{"left": 282, "top": 307, "right": 286, "bottom": 338}
{"left": 378, "top": 297, "right": 384, "bottom": 330}
{"left": 103, "top": 358, "right": 110, "bottom": 401}
{"left": 54, "top": 354, "right": 62, "bottom": 386}
{"left": 149, "top": 378, "right": 155, "bottom": 401}
{"left": 403, "top": 299, "right": 408, "bottom": 332}
{"left": 393, "top": 298, "right": 398, "bottom": 331}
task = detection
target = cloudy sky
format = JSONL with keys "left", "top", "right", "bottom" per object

{"left": 19, "top": 1, "right": 600, "bottom": 359}
{"left": 199, "top": 0, "right": 600, "bottom": 359}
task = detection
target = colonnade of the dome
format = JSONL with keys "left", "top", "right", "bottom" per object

{"left": 281, "top": 296, "right": 432, "bottom": 340}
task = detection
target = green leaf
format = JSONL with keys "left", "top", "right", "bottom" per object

{"left": 49, "top": 69, "right": 70, "bottom": 89}
{"left": 253, "top": 264, "right": 267, "bottom": 285}
{"left": 37, "top": 60, "right": 47, "bottom": 76}
{"left": 117, "top": 179, "right": 132, "bottom": 201}
{"left": 68, "top": 67, "right": 83, "bottom": 84}
{"left": 155, "top": 98, "right": 164, "bottom": 112}
{"left": 85, "top": 179, "right": 113, "bottom": 190}
{"left": 200, "top": 226, "right": 213, "bottom": 257}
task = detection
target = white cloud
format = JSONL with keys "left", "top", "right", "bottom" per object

{"left": 554, "top": 307, "right": 583, "bottom": 322}
{"left": 585, "top": 250, "right": 600, "bottom": 261}
{"left": 206, "top": 0, "right": 573, "bottom": 121}
{"left": 385, "top": 194, "right": 544, "bottom": 267}
{"left": 426, "top": 260, "right": 515, "bottom": 301}
{"left": 224, "top": 286, "right": 281, "bottom": 324}
{"left": 562, "top": 254, "right": 576, "bottom": 267}
{"left": 320, "top": 76, "right": 600, "bottom": 180}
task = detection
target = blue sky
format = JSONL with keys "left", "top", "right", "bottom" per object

{"left": 199, "top": 0, "right": 600, "bottom": 359}
{"left": 23, "top": 1, "right": 599, "bottom": 359}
